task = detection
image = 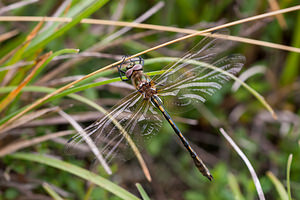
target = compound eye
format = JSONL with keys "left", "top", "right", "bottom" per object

{"left": 125, "top": 68, "right": 133, "bottom": 78}
{"left": 133, "top": 64, "right": 143, "bottom": 71}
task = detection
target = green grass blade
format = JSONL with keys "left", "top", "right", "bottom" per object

{"left": 228, "top": 173, "right": 245, "bottom": 200}
{"left": 10, "top": 153, "right": 139, "bottom": 200}
{"left": 26, "top": 0, "right": 100, "bottom": 51}
{"left": 42, "top": 182, "right": 64, "bottom": 200}
{"left": 31, "top": 48, "right": 79, "bottom": 83}
{"left": 23, "top": 0, "right": 110, "bottom": 58}
{"left": 0, "top": 86, "right": 104, "bottom": 125}
{"left": 280, "top": 11, "right": 300, "bottom": 85}
{"left": 267, "top": 171, "right": 288, "bottom": 200}
{"left": 287, "top": 154, "right": 293, "bottom": 200}
{"left": 0, "top": 49, "right": 78, "bottom": 113}
{"left": 84, "top": 185, "right": 95, "bottom": 200}
{"left": 135, "top": 183, "right": 150, "bottom": 200}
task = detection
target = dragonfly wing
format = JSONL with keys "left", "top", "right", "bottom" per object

{"left": 65, "top": 91, "right": 140, "bottom": 155}
{"left": 65, "top": 91, "right": 162, "bottom": 162}
{"left": 152, "top": 29, "right": 231, "bottom": 86}
{"left": 154, "top": 30, "right": 245, "bottom": 110}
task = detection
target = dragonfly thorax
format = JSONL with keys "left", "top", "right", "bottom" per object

{"left": 130, "top": 69, "right": 157, "bottom": 100}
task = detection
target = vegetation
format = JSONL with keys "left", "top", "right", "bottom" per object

{"left": 0, "top": 0, "right": 299, "bottom": 199}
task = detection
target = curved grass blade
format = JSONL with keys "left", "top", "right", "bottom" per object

{"left": 42, "top": 182, "right": 64, "bottom": 200}
{"left": 135, "top": 183, "right": 150, "bottom": 200}
{"left": 58, "top": 109, "right": 112, "bottom": 175}
{"left": 10, "top": 152, "right": 139, "bottom": 200}
{"left": 266, "top": 171, "right": 288, "bottom": 200}
{"left": 228, "top": 173, "right": 245, "bottom": 200}
{"left": 286, "top": 154, "right": 293, "bottom": 200}
{"left": 220, "top": 128, "right": 265, "bottom": 200}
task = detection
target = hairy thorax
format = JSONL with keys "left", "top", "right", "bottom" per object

{"left": 131, "top": 71, "right": 157, "bottom": 100}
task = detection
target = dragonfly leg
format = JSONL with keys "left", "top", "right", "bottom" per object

{"left": 138, "top": 56, "right": 144, "bottom": 66}
{"left": 118, "top": 56, "right": 129, "bottom": 81}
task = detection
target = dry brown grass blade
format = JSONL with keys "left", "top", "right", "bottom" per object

{"left": 0, "top": 6, "right": 298, "bottom": 132}
{"left": 0, "top": 130, "right": 73, "bottom": 157}
{"left": 267, "top": 0, "right": 287, "bottom": 29}
{"left": 0, "top": 5, "right": 299, "bottom": 52}
{"left": 0, "top": 52, "right": 52, "bottom": 111}
{"left": 0, "top": 20, "right": 44, "bottom": 65}
{"left": 0, "top": 106, "right": 60, "bottom": 134}
{"left": 0, "top": 29, "right": 19, "bottom": 43}
{"left": 38, "top": 30, "right": 157, "bottom": 84}
{"left": 26, "top": 19, "right": 44, "bottom": 41}
{"left": 63, "top": 0, "right": 72, "bottom": 16}
{"left": 81, "top": 20, "right": 299, "bottom": 53}
{"left": 0, "top": 40, "right": 28, "bottom": 65}
{"left": 0, "top": 5, "right": 299, "bottom": 53}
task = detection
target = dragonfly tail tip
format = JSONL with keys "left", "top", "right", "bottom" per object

{"left": 207, "top": 174, "right": 214, "bottom": 181}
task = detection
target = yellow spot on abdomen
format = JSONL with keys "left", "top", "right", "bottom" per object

{"left": 158, "top": 106, "right": 164, "bottom": 111}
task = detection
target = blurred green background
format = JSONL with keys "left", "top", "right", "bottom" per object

{"left": 0, "top": 0, "right": 299, "bottom": 199}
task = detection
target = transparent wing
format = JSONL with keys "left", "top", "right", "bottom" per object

{"left": 152, "top": 30, "right": 231, "bottom": 85}
{"left": 65, "top": 91, "right": 162, "bottom": 162}
{"left": 153, "top": 30, "right": 245, "bottom": 110}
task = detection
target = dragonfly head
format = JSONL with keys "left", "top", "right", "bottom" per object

{"left": 125, "top": 63, "right": 143, "bottom": 79}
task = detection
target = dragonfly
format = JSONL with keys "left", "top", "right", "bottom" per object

{"left": 67, "top": 31, "right": 245, "bottom": 181}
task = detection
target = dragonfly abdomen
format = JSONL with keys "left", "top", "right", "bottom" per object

{"left": 151, "top": 95, "right": 213, "bottom": 181}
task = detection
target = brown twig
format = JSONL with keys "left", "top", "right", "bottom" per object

{"left": 267, "top": 0, "right": 287, "bottom": 29}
